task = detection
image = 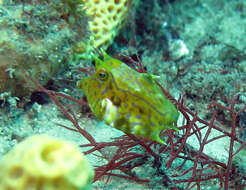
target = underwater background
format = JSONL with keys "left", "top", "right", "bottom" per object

{"left": 0, "top": 0, "right": 246, "bottom": 189}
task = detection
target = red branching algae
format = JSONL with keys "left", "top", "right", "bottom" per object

{"left": 27, "top": 56, "right": 246, "bottom": 189}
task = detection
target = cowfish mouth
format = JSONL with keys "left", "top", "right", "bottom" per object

{"left": 76, "top": 80, "right": 83, "bottom": 89}
{"left": 77, "top": 78, "right": 88, "bottom": 91}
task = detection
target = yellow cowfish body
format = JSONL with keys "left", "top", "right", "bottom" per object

{"left": 77, "top": 52, "right": 179, "bottom": 144}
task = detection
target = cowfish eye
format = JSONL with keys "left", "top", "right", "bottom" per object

{"left": 97, "top": 69, "right": 108, "bottom": 81}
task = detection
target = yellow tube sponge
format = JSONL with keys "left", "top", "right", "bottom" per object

{"left": 83, "top": 0, "right": 137, "bottom": 49}
{"left": 0, "top": 135, "right": 94, "bottom": 190}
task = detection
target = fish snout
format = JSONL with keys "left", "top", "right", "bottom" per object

{"left": 77, "top": 80, "right": 83, "bottom": 89}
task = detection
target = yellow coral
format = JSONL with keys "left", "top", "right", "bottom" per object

{"left": 0, "top": 135, "right": 94, "bottom": 190}
{"left": 83, "top": 0, "right": 137, "bottom": 49}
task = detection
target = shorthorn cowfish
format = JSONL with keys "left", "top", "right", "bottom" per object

{"left": 77, "top": 52, "right": 179, "bottom": 144}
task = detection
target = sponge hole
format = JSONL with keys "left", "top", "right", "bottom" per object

{"left": 103, "top": 27, "right": 109, "bottom": 33}
{"left": 117, "top": 8, "right": 122, "bottom": 14}
{"left": 114, "top": 0, "right": 120, "bottom": 4}
{"left": 25, "top": 177, "right": 37, "bottom": 189}
{"left": 93, "top": 21, "right": 99, "bottom": 26}
{"left": 41, "top": 144, "right": 61, "bottom": 164}
{"left": 5, "top": 186, "right": 14, "bottom": 190}
{"left": 102, "top": 19, "right": 108, "bottom": 25}
{"left": 92, "top": 28, "right": 99, "bottom": 34}
{"left": 108, "top": 5, "right": 114, "bottom": 13}
{"left": 9, "top": 166, "right": 24, "bottom": 179}
{"left": 53, "top": 178, "right": 64, "bottom": 188}
{"left": 112, "top": 15, "right": 117, "bottom": 21}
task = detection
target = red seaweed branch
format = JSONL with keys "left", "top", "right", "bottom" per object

{"left": 27, "top": 57, "right": 246, "bottom": 189}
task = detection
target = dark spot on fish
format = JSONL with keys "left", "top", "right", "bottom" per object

{"left": 114, "top": 118, "right": 126, "bottom": 128}
{"left": 139, "top": 107, "right": 144, "bottom": 114}
{"left": 114, "top": 118, "right": 131, "bottom": 132}
{"left": 112, "top": 96, "right": 121, "bottom": 106}
{"left": 109, "top": 82, "right": 113, "bottom": 90}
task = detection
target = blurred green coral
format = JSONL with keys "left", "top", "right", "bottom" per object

{"left": 0, "top": 0, "right": 90, "bottom": 97}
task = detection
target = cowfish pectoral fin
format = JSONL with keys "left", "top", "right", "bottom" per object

{"left": 169, "top": 125, "right": 179, "bottom": 131}
{"left": 149, "top": 74, "right": 160, "bottom": 79}
{"left": 153, "top": 135, "right": 166, "bottom": 144}
{"left": 150, "top": 131, "right": 166, "bottom": 144}
{"left": 77, "top": 80, "right": 83, "bottom": 89}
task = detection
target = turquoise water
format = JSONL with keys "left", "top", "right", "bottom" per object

{"left": 0, "top": 0, "right": 246, "bottom": 189}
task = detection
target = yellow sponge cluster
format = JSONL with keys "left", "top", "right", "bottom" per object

{"left": 83, "top": 0, "right": 130, "bottom": 49}
{"left": 0, "top": 135, "right": 94, "bottom": 190}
